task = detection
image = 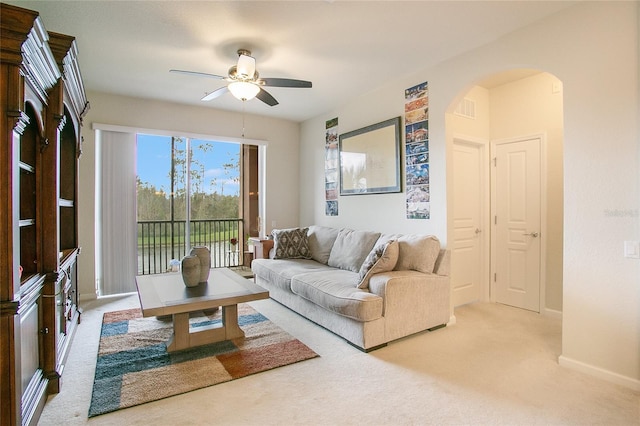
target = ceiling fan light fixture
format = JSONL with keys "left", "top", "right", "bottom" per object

{"left": 236, "top": 53, "right": 256, "bottom": 79}
{"left": 228, "top": 81, "right": 260, "bottom": 101}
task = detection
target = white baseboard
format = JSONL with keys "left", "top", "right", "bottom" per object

{"left": 543, "top": 307, "right": 562, "bottom": 320}
{"left": 559, "top": 355, "right": 640, "bottom": 391}
{"left": 79, "top": 290, "right": 138, "bottom": 304}
{"left": 79, "top": 292, "right": 98, "bottom": 304}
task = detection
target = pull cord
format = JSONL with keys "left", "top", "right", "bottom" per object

{"left": 242, "top": 101, "right": 246, "bottom": 138}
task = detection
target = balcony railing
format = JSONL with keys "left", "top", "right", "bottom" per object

{"left": 137, "top": 218, "right": 245, "bottom": 275}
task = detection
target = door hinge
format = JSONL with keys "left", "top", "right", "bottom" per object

{"left": 494, "top": 273, "right": 497, "bottom": 282}
{"left": 493, "top": 157, "right": 497, "bottom": 166}
{"left": 494, "top": 216, "right": 497, "bottom": 225}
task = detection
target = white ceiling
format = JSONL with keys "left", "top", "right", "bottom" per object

{"left": 4, "top": 1, "right": 577, "bottom": 122}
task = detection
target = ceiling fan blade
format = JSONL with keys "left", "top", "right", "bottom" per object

{"left": 256, "top": 87, "right": 279, "bottom": 106}
{"left": 170, "top": 69, "right": 226, "bottom": 80}
{"left": 260, "top": 78, "right": 312, "bottom": 88}
{"left": 201, "top": 86, "right": 228, "bottom": 101}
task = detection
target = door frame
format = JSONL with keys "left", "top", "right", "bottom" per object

{"left": 490, "top": 133, "right": 548, "bottom": 310}
{"left": 452, "top": 134, "right": 491, "bottom": 303}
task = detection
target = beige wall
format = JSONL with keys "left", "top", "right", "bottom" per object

{"left": 78, "top": 91, "right": 301, "bottom": 300}
{"left": 300, "top": 1, "right": 639, "bottom": 388}
{"left": 449, "top": 85, "right": 491, "bottom": 139}
{"left": 445, "top": 73, "right": 564, "bottom": 314}
{"left": 299, "top": 71, "right": 448, "bottom": 239}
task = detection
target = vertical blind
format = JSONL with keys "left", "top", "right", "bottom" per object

{"left": 96, "top": 130, "right": 138, "bottom": 295}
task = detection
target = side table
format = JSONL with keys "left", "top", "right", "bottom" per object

{"left": 249, "top": 237, "right": 275, "bottom": 259}
{"left": 242, "top": 251, "right": 253, "bottom": 270}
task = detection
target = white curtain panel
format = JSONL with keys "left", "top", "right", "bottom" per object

{"left": 97, "top": 130, "right": 138, "bottom": 295}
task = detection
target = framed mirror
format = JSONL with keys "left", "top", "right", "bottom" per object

{"left": 339, "top": 116, "right": 402, "bottom": 195}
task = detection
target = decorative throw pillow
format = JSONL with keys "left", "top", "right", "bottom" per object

{"left": 307, "top": 225, "right": 340, "bottom": 264}
{"left": 393, "top": 234, "right": 440, "bottom": 273}
{"left": 272, "top": 227, "right": 312, "bottom": 259}
{"left": 327, "top": 228, "right": 381, "bottom": 273}
{"left": 357, "top": 240, "right": 399, "bottom": 289}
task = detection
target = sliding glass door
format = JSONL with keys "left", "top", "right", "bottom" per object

{"left": 136, "top": 135, "right": 241, "bottom": 275}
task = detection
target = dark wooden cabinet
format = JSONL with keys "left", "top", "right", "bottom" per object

{"left": 1, "top": 4, "right": 88, "bottom": 424}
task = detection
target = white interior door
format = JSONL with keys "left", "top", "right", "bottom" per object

{"left": 492, "top": 137, "right": 541, "bottom": 312}
{"left": 452, "top": 140, "right": 485, "bottom": 307}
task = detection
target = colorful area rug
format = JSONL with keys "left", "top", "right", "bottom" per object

{"left": 88, "top": 304, "right": 318, "bottom": 417}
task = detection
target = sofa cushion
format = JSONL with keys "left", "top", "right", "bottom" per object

{"left": 376, "top": 233, "right": 401, "bottom": 246}
{"left": 272, "top": 227, "right": 312, "bottom": 259}
{"left": 394, "top": 234, "right": 441, "bottom": 273}
{"left": 251, "top": 258, "right": 332, "bottom": 292}
{"left": 307, "top": 225, "right": 340, "bottom": 264}
{"left": 357, "top": 239, "right": 399, "bottom": 289}
{"left": 327, "top": 228, "right": 381, "bottom": 273}
{"left": 290, "top": 270, "right": 383, "bottom": 322}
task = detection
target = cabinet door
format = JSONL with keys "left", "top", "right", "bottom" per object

{"left": 19, "top": 291, "right": 43, "bottom": 395}
{"left": 18, "top": 277, "right": 48, "bottom": 426}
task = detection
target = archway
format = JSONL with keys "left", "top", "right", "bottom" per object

{"left": 446, "top": 69, "right": 564, "bottom": 318}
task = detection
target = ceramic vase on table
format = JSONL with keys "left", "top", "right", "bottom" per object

{"left": 190, "top": 246, "right": 211, "bottom": 284}
{"left": 181, "top": 255, "right": 201, "bottom": 287}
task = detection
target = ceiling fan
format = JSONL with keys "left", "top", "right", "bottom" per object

{"left": 170, "top": 49, "right": 312, "bottom": 106}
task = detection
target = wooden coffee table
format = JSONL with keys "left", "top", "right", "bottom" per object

{"left": 135, "top": 268, "right": 269, "bottom": 352}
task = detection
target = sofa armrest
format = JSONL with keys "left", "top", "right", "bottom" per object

{"left": 433, "top": 249, "right": 450, "bottom": 276}
{"left": 368, "top": 270, "right": 450, "bottom": 340}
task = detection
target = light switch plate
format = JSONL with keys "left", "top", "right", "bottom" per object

{"left": 623, "top": 241, "right": 640, "bottom": 259}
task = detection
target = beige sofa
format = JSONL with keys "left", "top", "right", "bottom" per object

{"left": 251, "top": 225, "right": 450, "bottom": 351}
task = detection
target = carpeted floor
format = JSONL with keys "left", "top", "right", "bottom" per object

{"left": 230, "top": 266, "right": 254, "bottom": 279}
{"left": 88, "top": 304, "right": 317, "bottom": 417}
{"left": 39, "top": 293, "right": 639, "bottom": 425}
